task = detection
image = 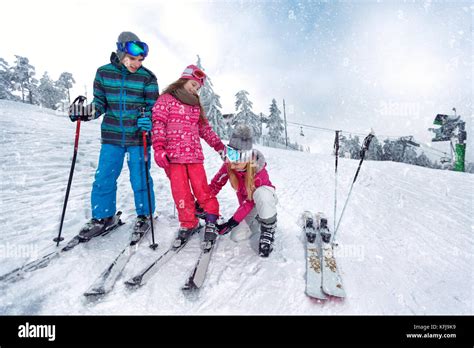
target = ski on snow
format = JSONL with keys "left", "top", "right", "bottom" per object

{"left": 181, "top": 237, "right": 218, "bottom": 293}
{"left": 0, "top": 211, "right": 124, "bottom": 284}
{"left": 303, "top": 211, "right": 327, "bottom": 300}
{"left": 83, "top": 216, "right": 158, "bottom": 298}
{"left": 303, "top": 211, "right": 345, "bottom": 299}
{"left": 124, "top": 223, "right": 204, "bottom": 290}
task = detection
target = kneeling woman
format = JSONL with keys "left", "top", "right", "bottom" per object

{"left": 209, "top": 124, "right": 278, "bottom": 257}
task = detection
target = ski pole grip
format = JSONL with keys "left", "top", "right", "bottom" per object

{"left": 71, "top": 95, "right": 87, "bottom": 106}
{"left": 360, "top": 133, "right": 375, "bottom": 158}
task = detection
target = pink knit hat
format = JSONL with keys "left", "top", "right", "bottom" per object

{"left": 180, "top": 65, "right": 206, "bottom": 86}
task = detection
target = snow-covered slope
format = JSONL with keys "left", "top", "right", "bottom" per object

{"left": 0, "top": 100, "right": 472, "bottom": 315}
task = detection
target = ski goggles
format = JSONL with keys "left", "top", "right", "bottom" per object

{"left": 192, "top": 68, "right": 206, "bottom": 81}
{"left": 225, "top": 145, "right": 253, "bottom": 163}
{"left": 116, "top": 41, "right": 149, "bottom": 57}
{"left": 182, "top": 67, "right": 206, "bottom": 84}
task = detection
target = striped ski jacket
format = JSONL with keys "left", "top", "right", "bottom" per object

{"left": 91, "top": 52, "right": 159, "bottom": 146}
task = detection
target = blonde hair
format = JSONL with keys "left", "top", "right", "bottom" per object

{"left": 226, "top": 161, "right": 257, "bottom": 201}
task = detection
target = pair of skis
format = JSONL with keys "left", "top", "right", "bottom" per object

{"left": 0, "top": 211, "right": 124, "bottom": 284}
{"left": 83, "top": 215, "right": 159, "bottom": 298}
{"left": 125, "top": 223, "right": 216, "bottom": 294}
{"left": 302, "top": 131, "right": 374, "bottom": 300}
{"left": 303, "top": 211, "right": 345, "bottom": 300}
{"left": 1, "top": 214, "right": 217, "bottom": 298}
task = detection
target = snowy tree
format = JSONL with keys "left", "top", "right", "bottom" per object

{"left": 196, "top": 56, "right": 227, "bottom": 139}
{"left": 233, "top": 90, "right": 261, "bottom": 140}
{"left": 382, "top": 139, "right": 406, "bottom": 161}
{"left": 403, "top": 146, "right": 418, "bottom": 165}
{"left": 266, "top": 99, "right": 284, "bottom": 142}
{"left": 37, "top": 72, "right": 65, "bottom": 110}
{"left": 349, "top": 135, "right": 361, "bottom": 159}
{"left": 0, "top": 58, "right": 16, "bottom": 100}
{"left": 11, "top": 55, "right": 38, "bottom": 104}
{"left": 415, "top": 153, "right": 432, "bottom": 168}
{"left": 367, "top": 136, "right": 383, "bottom": 160}
{"left": 338, "top": 134, "right": 351, "bottom": 158}
{"left": 465, "top": 162, "right": 474, "bottom": 174}
{"left": 382, "top": 139, "right": 395, "bottom": 161}
{"left": 339, "top": 135, "right": 361, "bottom": 159}
{"left": 56, "top": 72, "right": 75, "bottom": 104}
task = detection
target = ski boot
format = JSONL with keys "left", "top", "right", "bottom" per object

{"left": 202, "top": 214, "right": 219, "bottom": 251}
{"left": 78, "top": 216, "right": 117, "bottom": 241}
{"left": 258, "top": 217, "right": 277, "bottom": 257}
{"left": 131, "top": 215, "right": 151, "bottom": 244}
{"left": 173, "top": 224, "right": 200, "bottom": 248}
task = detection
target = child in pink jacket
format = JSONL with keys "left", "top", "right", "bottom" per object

{"left": 209, "top": 124, "right": 278, "bottom": 257}
{"left": 151, "top": 65, "right": 225, "bottom": 250}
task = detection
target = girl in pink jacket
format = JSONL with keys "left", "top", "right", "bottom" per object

{"left": 152, "top": 65, "right": 225, "bottom": 250}
{"left": 209, "top": 124, "right": 278, "bottom": 257}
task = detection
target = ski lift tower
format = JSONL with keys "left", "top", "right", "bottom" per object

{"left": 428, "top": 108, "right": 467, "bottom": 172}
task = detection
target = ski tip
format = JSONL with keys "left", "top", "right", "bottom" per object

{"left": 0, "top": 269, "right": 24, "bottom": 284}
{"left": 124, "top": 278, "right": 142, "bottom": 290}
{"left": 181, "top": 279, "right": 198, "bottom": 293}
{"left": 83, "top": 289, "right": 106, "bottom": 300}
{"left": 182, "top": 284, "right": 200, "bottom": 301}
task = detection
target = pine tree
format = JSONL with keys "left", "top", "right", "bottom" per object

{"left": 349, "top": 135, "right": 361, "bottom": 159}
{"left": 11, "top": 55, "right": 38, "bottom": 104}
{"left": 196, "top": 56, "right": 227, "bottom": 138}
{"left": 403, "top": 146, "right": 418, "bottom": 165}
{"left": 339, "top": 134, "right": 351, "bottom": 158}
{"left": 367, "top": 136, "right": 383, "bottom": 160}
{"left": 233, "top": 90, "right": 261, "bottom": 140}
{"left": 415, "top": 153, "right": 432, "bottom": 168}
{"left": 37, "top": 72, "right": 65, "bottom": 109}
{"left": 266, "top": 99, "right": 284, "bottom": 142}
{"left": 0, "top": 58, "right": 16, "bottom": 100}
{"left": 56, "top": 72, "right": 75, "bottom": 104}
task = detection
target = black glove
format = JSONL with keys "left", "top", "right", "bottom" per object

{"left": 69, "top": 103, "right": 94, "bottom": 122}
{"left": 217, "top": 217, "right": 239, "bottom": 235}
{"left": 194, "top": 201, "right": 206, "bottom": 219}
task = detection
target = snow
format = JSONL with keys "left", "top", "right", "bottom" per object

{"left": 0, "top": 100, "right": 472, "bottom": 315}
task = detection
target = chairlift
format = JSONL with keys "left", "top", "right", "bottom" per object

{"left": 440, "top": 156, "right": 452, "bottom": 164}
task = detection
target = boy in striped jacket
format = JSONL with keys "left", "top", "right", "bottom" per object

{"left": 68, "top": 31, "right": 159, "bottom": 238}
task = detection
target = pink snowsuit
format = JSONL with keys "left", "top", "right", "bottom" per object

{"left": 152, "top": 92, "right": 225, "bottom": 228}
{"left": 209, "top": 152, "right": 275, "bottom": 223}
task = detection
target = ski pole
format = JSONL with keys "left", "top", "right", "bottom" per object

{"left": 333, "top": 130, "right": 340, "bottom": 233}
{"left": 140, "top": 107, "right": 159, "bottom": 250}
{"left": 54, "top": 95, "right": 87, "bottom": 246}
{"left": 332, "top": 131, "right": 374, "bottom": 245}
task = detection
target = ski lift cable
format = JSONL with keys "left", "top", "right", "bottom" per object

{"left": 286, "top": 121, "right": 406, "bottom": 139}
{"left": 416, "top": 143, "right": 451, "bottom": 157}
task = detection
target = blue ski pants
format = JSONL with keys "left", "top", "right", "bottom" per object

{"left": 91, "top": 144, "right": 155, "bottom": 219}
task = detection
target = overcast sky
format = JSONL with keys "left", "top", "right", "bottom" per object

{"left": 1, "top": 0, "right": 472, "bottom": 160}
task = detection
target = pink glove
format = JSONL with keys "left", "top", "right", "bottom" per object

{"left": 154, "top": 150, "right": 170, "bottom": 170}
